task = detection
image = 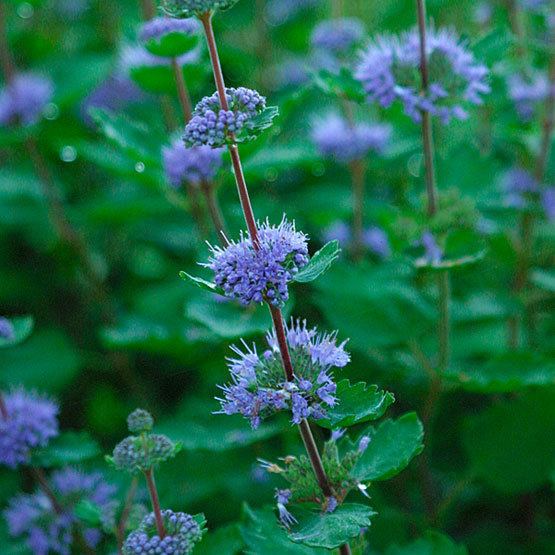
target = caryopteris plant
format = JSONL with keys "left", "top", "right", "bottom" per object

{"left": 163, "top": 1, "right": 423, "bottom": 552}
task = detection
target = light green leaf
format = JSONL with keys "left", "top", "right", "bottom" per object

{"left": 179, "top": 271, "right": 224, "bottom": 295}
{"left": 236, "top": 106, "right": 279, "bottom": 144}
{"left": 75, "top": 500, "right": 104, "bottom": 527}
{"left": 294, "top": 241, "right": 340, "bottom": 283}
{"left": 144, "top": 32, "right": 198, "bottom": 57}
{"left": 131, "top": 62, "right": 209, "bottom": 95}
{"left": 195, "top": 524, "right": 243, "bottom": 555}
{"left": 444, "top": 352, "right": 555, "bottom": 393}
{"left": 0, "top": 316, "right": 33, "bottom": 349}
{"left": 31, "top": 431, "right": 101, "bottom": 468}
{"left": 288, "top": 503, "right": 375, "bottom": 549}
{"left": 317, "top": 380, "right": 395, "bottom": 429}
{"left": 385, "top": 530, "right": 468, "bottom": 555}
{"left": 352, "top": 413, "right": 424, "bottom": 482}
{"left": 463, "top": 389, "right": 555, "bottom": 493}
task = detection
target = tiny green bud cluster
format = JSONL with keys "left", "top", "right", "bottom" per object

{"left": 127, "top": 408, "right": 154, "bottom": 434}
{"left": 162, "top": 0, "right": 239, "bottom": 19}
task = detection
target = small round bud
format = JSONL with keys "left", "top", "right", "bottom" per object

{"left": 127, "top": 409, "right": 154, "bottom": 434}
{"left": 112, "top": 434, "right": 178, "bottom": 473}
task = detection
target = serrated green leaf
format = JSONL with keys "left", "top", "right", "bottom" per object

{"left": 0, "top": 316, "right": 33, "bottom": 349}
{"left": 352, "top": 413, "right": 424, "bottom": 482}
{"left": 31, "top": 431, "right": 101, "bottom": 467}
{"left": 179, "top": 271, "right": 224, "bottom": 295}
{"left": 144, "top": 32, "right": 198, "bottom": 57}
{"left": 236, "top": 106, "right": 279, "bottom": 144}
{"left": 385, "top": 530, "right": 468, "bottom": 555}
{"left": 317, "top": 380, "right": 395, "bottom": 429}
{"left": 294, "top": 241, "right": 340, "bottom": 283}
{"left": 241, "top": 505, "right": 326, "bottom": 554}
{"left": 444, "top": 351, "right": 555, "bottom": 393}
{"left": 288, "top": 503, "right": 375, "bottom": 549}
{"left": 463, "top": 389, "right": 555, "bottom": 493}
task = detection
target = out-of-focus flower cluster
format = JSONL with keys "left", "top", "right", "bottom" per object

{"left": 4, "top": 468, "right": 116, "bottom": 555}
{"left": 123, "top": 510, "right": 204, "bottom": 555}
{"left": 206, "top": 219, "right": 309, "bottom": 306}
{"left": 163, "top": 138, "right": 224, "bottom": 187}
{"left": 0, "top": 73, "right": 53, "bottom": 127}
{"left": 323, "top": 221, "right": 391, "bottom": 259}
{"left": 356, "top": 28, "right": 490, "bottom": 123}
{"left": 184, "top": 87, "right": 266, "bottom": 147}
{"left": 312, "top": 113, "right": 391, "bottom": 163}
{"left": 507, "top": 71, "right": 550, "bottom": 121}
{"left": 162, "top": 0, "right": 239, "bottom": 19}
{"left": 216, "top": 319, "right": 349, "bottom": 428}
{"left": 139, "top": 16, "right": 200, "bottom": 43}
{"left": 0, "top": 388, "right": 59, "bottom": 469}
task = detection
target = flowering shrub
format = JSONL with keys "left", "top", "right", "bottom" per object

{"left": 1, "top": 0, "right": 554, "bottom": 554}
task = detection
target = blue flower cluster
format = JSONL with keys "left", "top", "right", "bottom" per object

{"left": 507, "top": 71, "right": 550, "bottom": 121}
{"left": 183, "top": 87, "right": 266, "bottom": 147}
{"left": 123, "top": 510, "right": 203, "bottom": 555}
{"left": 163, "top": 137, "right": 224, "bottom": 187}
{"left": 356, "top": 28, "right": 490, "bottom": 123}
{"left": 323, "top": 221, "right": 391, "bottom": 258}
{"left": 206, "top": 219, "right": 309, "bottom": 306}
{"left": 0, "top": 388, "right": 59, "bottom": 469}
{"left": 312, "top": 113, "right": 391, "bottom": 163}
{"left": 310, "top": 17, "right": 365, "bottom": 55}
{"left": 139, "top": 16, "right": 199, "bottom": 42}
{"left": 127, "top": 408, "right": 154, "bottom": 433}
{"left": 0, "top": 316, "right": 14, "bottom": 339}
{"left": 216, "top": 319, "right": 349, "bottom": 428}
{"left": 0, "top": 73, "right": 53, "bottom": 127}
{"left": 4, "top": 467, "right": 116, "bottom": 555}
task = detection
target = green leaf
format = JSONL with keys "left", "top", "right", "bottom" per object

{"left": 0, "top": 330, "right": 82, "bottom": 392}
{"left": 444, "top": 352, "right": 555, "bottom": 393}
{"left": 531, "top": 269, "right": 555, "bottom": 292}
{"left": 241, "top": 506, "right": 326, "bottom": 554}
{"left": 131, "top": 62, "right": 209, "bottom": 95}
{"left": 144, "top": 32, "right": 199, "bottom": 57}
{"left": 317, "top": 380, "right": 395, "bottom": 429}
{"left": 0, "top": 316, "right": 33, "bottom": 349}
{"left": 463, "top": 389, "right": 555, "bottom": 493}
{"left": 236, "top": 106, "right": 279, "bottom": 144}
{"left": 195, "top": 524, "right": 243, "bottom": 555}
{"left": 31, "top": 431, "right": 101, "bottom": 468}
{"left": 312, "top": 68, "right": 366, "bottom": 103}
{"left": 385, "top": 530, "right": 468, "bottom": 555}
{"left": 294, "top": 241, "right": 341, "bottom": 283}
{"left": 179, "top": 271, "right": 224, "bottom": 295}
{"left": 288, "top": 503, "right": 375, "bottom": 549}
{"left": 90, "top": 108, "right": 161, "bottom": 166}
{"left": 157, "top": 401, "right": 284, "bottom": 452}
{"left": 74, "top": 500, "right": 104, "bottom": 527}
{"left": 352, "top": 413, "right": 424, "bottom": 482}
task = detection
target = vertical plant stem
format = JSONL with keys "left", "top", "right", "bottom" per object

{"left": 139, "top": 0, "right": 156, "bottom": 20}
{"left": 200, "top": 15, "right": 350, "bottom": 553}
{"left": 29, "top": 467, "right": 64, "bottom": 514}
{"left": 171, "top": 58, "right": 193, "bottom": 123}
{"left": 201, "top": 179, "right": 229, "bottom": 242}
{"left": 331, "top": 0, "right": 344, "bottom": 17}
{"left": 0, "top": 1, "right": 14, "bottom": 81}
{"left": 350, "top": 159, "right": 366, "bottom": 259}
{"left": 144, "top": 468, "right": 166, "bottom": 538}
{"left": 186, "top": 181, "right": 209, "bottom": 238}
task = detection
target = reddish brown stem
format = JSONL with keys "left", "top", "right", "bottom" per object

{"left": 144, "top": 468, "right": 166, "bottom": 539}
{"left": 117, "top": 477, "right": 139, "bottom": 553}
{"left": 171, "top": 57, "right": 193, "bottom": 123}
{"left": 0, "top": 2, "right": 14, "bottom": 82}
{"left": 30, "top": 467, "right": 64, "bottom": 514}
{"left": 201, "top": 179, "right": 229, "bottom": 243}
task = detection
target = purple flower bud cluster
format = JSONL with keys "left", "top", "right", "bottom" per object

{"left": 0, "top": 389, "right": 59, "bottom": 469}
{"left": 501, "top": 167, "right": 539, "bottom": 208}
{"left": 206, "top": 219, "right": 309, "bottom": 306}
{"left": 507, "top": 71, "right": 550, "bottom": 121}
{"left": 310, "top": 17, "right": 365, "bottom": 55}
{"left": 123, "top": 510, "right": 203, "bottom": 555}
{"left": 127, "top": 408, "right": 154, "bottom": 433}
{"left": 139, "top": 16, "right": 200, "bottom": 43}
{"left": 356, "top": 28, "right": 490, "bottom": 124}
{"left": 0, "top": 316, "right": 14, "bottom": 339}
{"left": 0, "top": 73, "right": 53, "bottom": 127}
{"left": 163, "top": 137, "right": 224, "bottom": 187}
{"left": 4, "top": 467, "right": 116, "bottom": 555}
{"left": 216, "top": 319, "right": 349, "bottom": 428}
{"left": 312, "top": 113, "right": 391, "bottom": 163}
{"left": 323, "top": 221, "right": 391, "bottom": 258}
{"left": 162, "top": 0, "right": 239, "bottom": 18}
{"left": 119, "top": 44, "right": 200, "bottom": 74}
{"left": 184, "top": 87, "right": 266, "bottom": 147}
{"left": 112, "top": 434, "right": 177, "bottom": 473}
